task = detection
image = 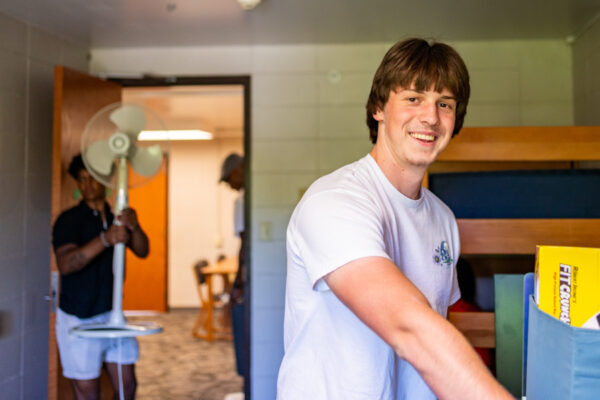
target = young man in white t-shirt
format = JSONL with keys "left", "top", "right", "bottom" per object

{"left": 277, "top": 38, "right": 513, "bottom": 400}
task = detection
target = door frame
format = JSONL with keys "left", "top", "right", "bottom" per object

{"left": 111, "top": 75, "right": 252, "bottom": 398}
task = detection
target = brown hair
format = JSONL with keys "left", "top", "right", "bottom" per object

{"left": 366, "top": 38, "right": 470, "bottom": 143}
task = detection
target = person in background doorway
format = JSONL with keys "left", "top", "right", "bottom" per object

{"left": 219, "top": 152, "right": 247, "bottom": 377}
{"left": 52, "top": 154, "right": 149, "bottom": 400}
{"left": 277, "top": 38, "right": 512, "bottom": 399}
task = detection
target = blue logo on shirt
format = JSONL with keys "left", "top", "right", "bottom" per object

{"left": 433, "top": 241, "right": 454, "bottom": 268}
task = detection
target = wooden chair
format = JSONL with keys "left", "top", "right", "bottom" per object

{"left": 191, "top": 257, "right": 237, "bottom": 341}
{"left": 192, "top": 259, "right": 210, "bottom": 338}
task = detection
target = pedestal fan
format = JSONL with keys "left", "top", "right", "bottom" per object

{"left": 71, "top": 103, "right": 165, "bottom": 339}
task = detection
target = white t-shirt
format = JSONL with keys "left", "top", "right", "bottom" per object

{"left": 277, "top": 154, "right": 461, "bottom": 400}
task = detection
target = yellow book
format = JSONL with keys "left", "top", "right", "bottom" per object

{"left": 535, "top": 245, "right": 600, "bottom": 330}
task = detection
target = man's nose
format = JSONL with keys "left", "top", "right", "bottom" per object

{"left": 419, "top": 102, "right": 439, "bottom": 126}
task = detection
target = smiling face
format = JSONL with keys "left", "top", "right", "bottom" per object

{"left": 373, "top": 85, "right": 456, "bottom": 170}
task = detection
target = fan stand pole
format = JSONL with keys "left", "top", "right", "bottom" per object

{"left": 109, "top": 156, "right": 129, "bottom": 327}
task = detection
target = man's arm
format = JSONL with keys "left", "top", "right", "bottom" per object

{"left": 117, "top": 207, "right": 149, "bottom": 258}
{"left": 325, "top": 256, "right": 513, "bottom": 400}
{"left": 55, "top": 239, "right": 107, "bottom": 276}
{"left": 55, "top": 224, "right": 132, "bottom": 275}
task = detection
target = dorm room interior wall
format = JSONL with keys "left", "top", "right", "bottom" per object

{"left": 89, "top": 39, "right": 573, "bottom": 399}
{"left": 572, "top": 16, "right": 600, "bottom": 125}
{"left": 0, "top": 12, "right": 88, "bottom": 399}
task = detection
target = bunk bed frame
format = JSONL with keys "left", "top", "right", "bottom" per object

{"left": 431, "top": 126, "right": 600, "bottom": 348}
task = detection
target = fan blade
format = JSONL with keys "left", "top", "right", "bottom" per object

{"left": 109, "top": 105, "right": 146, "bottom": 134}
{"left": 130, "top": 145, "right": 163, "bottom": 177}
{"left": 85, "top": 140, "right": 115, "bottom": 176}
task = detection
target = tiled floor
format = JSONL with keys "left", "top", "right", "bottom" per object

{"left": 131, "top": 308, "right": 243, "bottom": 400}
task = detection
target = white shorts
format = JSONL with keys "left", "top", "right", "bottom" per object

{"left": 56, "top": 309, "right": 139, "bottom": 380}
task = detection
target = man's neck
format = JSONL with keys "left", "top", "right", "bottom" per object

{"left": 85, "top": 199, "right": 106, "bottom": 213}
{"left": 369, "top": 146, "right": 426, "bottom": 200}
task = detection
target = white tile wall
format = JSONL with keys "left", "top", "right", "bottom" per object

{"left": 453, "top": 41, "right": 520, "bottom": 69}
{"left": 464, "top": 103, "right": 522, "bottom": 126}
{"left": 252, "top": 207, "right": 294, "bottom": 243}
{"left": 573, "top": 18, "right": 600, "bottom": 124}
{"left": 520, "top": 102, "right": 574, "bottom": 126}
{"left": 0, "top": 13, "right": 27, "bottom": 53}
{"left": 252, "top": 341, "right": 285, "bottom": 377}
{"left": 469, "top": 69, "right": 520, "bottom": 103}
{"left": 251, "top": 376, "right": 279, "bottom": 400}
{"left": 0, "top": 11, "right": 89, "bottom": 399}
{"left": 0, "top": 376, "right": 21, "bottom": 399}
{"left": 253, "top": 74, "right": 318, "bottom": 106}
{"left": 0, "top": 301, "right": 23, "bottom": 379}
{"left": 252, "top": 274, "right": 286, "bottom": 309}
{"left": 0, "top": 173, "right": 25, "bottom": 256}
{"left": 0, "top": 256, "right": 23, "bottom": 302}
{"left": 251, "top": 241, "right": 286, "bottom": 276}
{"left": 0, "top": 52, "right": 27, "bottom": 94}
{"left": 253, "top": 105, "right": 318, "bottom": 140}
{"left": 318, "top": 105, "right": 369, "bottom": 139}
{"left": 316, "top": 43, "right": 388, "bottom": 72}
{"left": 252, "top": 140, "right": 319, "bottom": 172}
{"left": 89, "top": 38, "right": 576, "bottom": 400}
{"left": 317, "top": 139, "right": 372, "bottom": 173}
{"left": 253, "top": 45, "right": 316, "bottom": 73}
{"left": 253, "top": 173, "right": 317, "bottom": 207}
{"left": 252, "top": 307, "right": 285, "bottom": 343}
{"left": 518, "top": 41, "right": 572, "bottom": 102}
{"left": 317, "top": 71, "right": 373, "bottom": 105}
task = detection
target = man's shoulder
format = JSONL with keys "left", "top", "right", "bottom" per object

{"left": 292, "top": 157, "right": 381, "bottom": 226}
{"left": 54, "top": 203, "right": 85, "bottom": 227}
{"left": 305, "top": 155, "right": 374, "bottom": 197}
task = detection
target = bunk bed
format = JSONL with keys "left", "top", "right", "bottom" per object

{"left": 426, "top": 126, "right": 600, "bottom": 349}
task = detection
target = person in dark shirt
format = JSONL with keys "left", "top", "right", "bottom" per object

{"left": 52, "top": 154, "right": 149, "bottom": 400}
{"left": 219, "top": 153, "right": 247, "bottom": 377}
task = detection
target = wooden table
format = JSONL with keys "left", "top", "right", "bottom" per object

{"left": 192, "top": 257, "right": 238, "bottom": 341}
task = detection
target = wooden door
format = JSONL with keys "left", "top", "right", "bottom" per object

{"left": 123, "top": 164, "right": 168, "bottom": 311}
{"left": 51, "top": 66, "right": 122, "bottom": 400}
{"left": 50, "top": 67, "right": 168, "bottom": 399}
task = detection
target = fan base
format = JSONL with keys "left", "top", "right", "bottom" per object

{"left": 70, "top": 322, "right": 162, "bottom": 338}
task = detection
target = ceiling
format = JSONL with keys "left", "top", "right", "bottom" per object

{"left": 0, "top": 0, "right": 599, "bottom": 48}
{"left": 122, "top": 85, "right": 244, "bottom": 139}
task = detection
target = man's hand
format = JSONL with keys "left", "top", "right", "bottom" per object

{"left": 105, "top": 224, "right": 131, "bottom": 245}
{"left": 115, "top": 207, "right": 149, "bottom": 258}
{"left": 117, "top": 208, "right": 140, "bottom": 232}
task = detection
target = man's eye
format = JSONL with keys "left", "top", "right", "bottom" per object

{"left": 407, "top": 97, "right": 417, "bottom": 102}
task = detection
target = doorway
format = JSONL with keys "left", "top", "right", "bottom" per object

{"left": 121, "top": 84, "right": 244, "bottom": 309}
{"left": 51, "top": 70, "right": 251, "bottom": 399}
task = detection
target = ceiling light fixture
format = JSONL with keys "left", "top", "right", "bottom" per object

{"left": 138, "top": 130, "right": 213, "bottom": 141}
{"left": 236, "top": 0, "right": 261, "bottom": 10}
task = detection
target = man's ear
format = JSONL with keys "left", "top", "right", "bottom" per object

{"left": 373, "top": 109, "right": 384, "bottom": 122}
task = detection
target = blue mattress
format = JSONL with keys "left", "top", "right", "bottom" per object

{"left": 428, "top": 169, "right": 600, "bottom": 218}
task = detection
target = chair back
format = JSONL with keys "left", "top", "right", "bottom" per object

{"left": 194, "top": 260, "right": 209, "bottom": 285}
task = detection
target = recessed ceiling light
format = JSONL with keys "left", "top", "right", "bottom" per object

{"left": 138, "top": 130, "right": 213, "bottom": 141}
